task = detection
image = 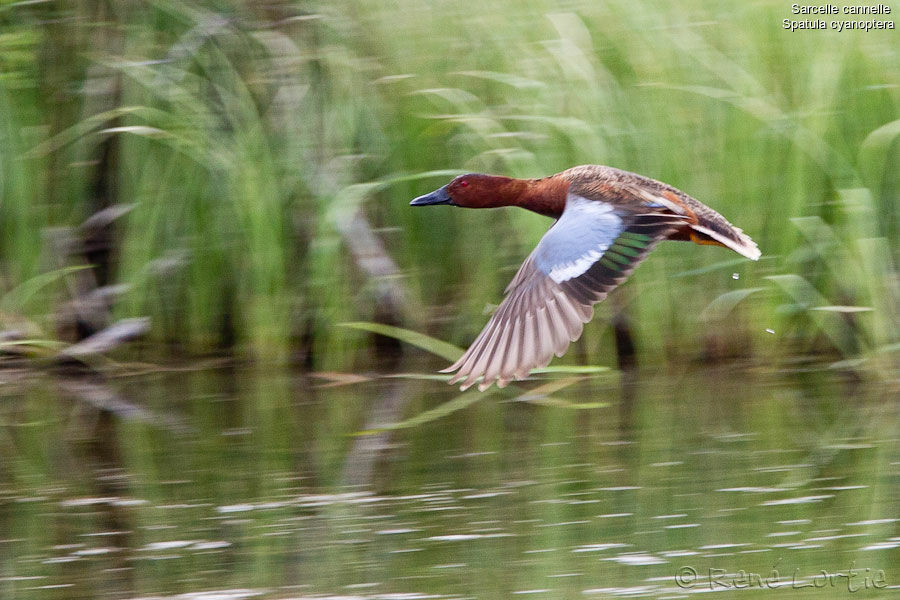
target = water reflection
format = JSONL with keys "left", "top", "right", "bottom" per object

{"left": 0, "top": 367, "right": 896, "bottom": 598}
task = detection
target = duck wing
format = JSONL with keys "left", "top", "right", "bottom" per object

{"left": 442, "top": 193, "right": 688, "bottom": 391}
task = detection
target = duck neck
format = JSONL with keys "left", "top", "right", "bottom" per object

{"left": 523, "top": 176, "right": 568, "bottom": 218}
{"left": 480, "top": 175, "right": 567, "bottom": 218}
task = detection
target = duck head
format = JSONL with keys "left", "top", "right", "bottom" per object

{"left": 409, "top": 174, "right": 498, "bottom": 208}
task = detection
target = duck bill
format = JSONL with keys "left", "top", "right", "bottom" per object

{"left": 410, "top": 186, "right": 453, "bottom": 206}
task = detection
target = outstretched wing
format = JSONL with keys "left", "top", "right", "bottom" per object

{"left": 442, "top": 194, "right": 687, "bottom": 391}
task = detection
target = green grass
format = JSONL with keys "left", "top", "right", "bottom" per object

{"left": 0, "top": 0, "right": 896, "bottom": 374}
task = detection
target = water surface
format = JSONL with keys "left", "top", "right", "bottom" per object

{"left": 1, "top": 366, "right": 897, "bottom": 598}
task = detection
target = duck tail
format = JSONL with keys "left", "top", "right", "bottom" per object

{"left": 689, "top": 223, "right": 761, "bottom": 260}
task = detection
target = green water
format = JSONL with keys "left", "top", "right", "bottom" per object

{"left": 1, "top": 367, "right": 897, "bottom": 599}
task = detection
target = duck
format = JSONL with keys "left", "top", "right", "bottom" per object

{"left": 411, "top": 165, "right": 761, "bottom": 391}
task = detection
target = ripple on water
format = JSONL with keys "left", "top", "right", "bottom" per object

{"left": 571, "top": 543, "right": 630, "bottom": 553}
{"left": 847, "top": 518, "right": 898, "bottom": 526}
{"left": 582, "top": 585, "right": 660, "bottom": 596}
{"left": 122, "top": 591, "right": 268, "bottom": 600}
{"left": 716, "top": 486, "right": 787, "bottom": 493}
{"left": 375, "top": 528, "right": 420, "bottom": 535}
{"left": 604, "top": 553, "right": 667, "bottom": 566}
{"left": 425, "top": 533, "right": 513, "bottom": 541}
{"left": 759, "top": 494, "right": 834, "bottom": 505}
{"left": 860, "top": 540, "right": 900, "bottom": 551}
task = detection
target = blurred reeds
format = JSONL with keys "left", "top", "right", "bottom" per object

{"left": 0, "top": 0, "right": 897, "bottom": 375}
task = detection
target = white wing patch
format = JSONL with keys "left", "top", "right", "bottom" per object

{"left": 548, "top": 248, "right": 605, "bottom": 283}
{"left": 534, "top": 195, "right": 623, "bottom": 284}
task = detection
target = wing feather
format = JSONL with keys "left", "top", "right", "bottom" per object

{"left": 444, "top": 194, "right": 684, "bottom": 390}
{"left": 516, "top": 312, "right": 536, "bottom": 379}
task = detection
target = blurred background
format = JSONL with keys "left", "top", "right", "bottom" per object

{"left": 0, "top": 0, "right": 897, "bottom": 598}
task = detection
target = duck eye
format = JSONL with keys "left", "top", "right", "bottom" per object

{"left": 459, "top": 180, "right": 468, "bottom": 188}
